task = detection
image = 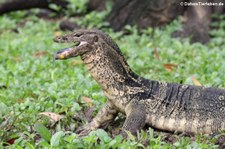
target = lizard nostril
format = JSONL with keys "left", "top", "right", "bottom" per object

{"left": 62, "top": 36, "right": 68, "bottom": 40}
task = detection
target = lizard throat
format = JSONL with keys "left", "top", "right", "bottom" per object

{"left": 81, "top": 53, "right": 125, "bottom": 89}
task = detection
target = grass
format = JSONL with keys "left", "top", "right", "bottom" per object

{"left": 0, "top": 6, "right": 225, "bottom": 148}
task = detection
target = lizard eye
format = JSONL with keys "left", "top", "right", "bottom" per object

{"left": 74, "top": 33, "right": 82, "bottom": 37}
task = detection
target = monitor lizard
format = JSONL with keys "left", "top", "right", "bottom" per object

{"left": 53, "top": 29, "right": 225, "bottom": 137}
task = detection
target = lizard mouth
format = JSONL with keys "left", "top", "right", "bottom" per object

{"left": 53, "top": 41, "right": 87, "bottom": 61}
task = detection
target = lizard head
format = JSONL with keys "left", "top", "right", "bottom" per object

{"left": 53, "top": 29, "right": 138, "bottom": 87}
{"left": 53, "top": 29, "right": 100, "bottom": 60}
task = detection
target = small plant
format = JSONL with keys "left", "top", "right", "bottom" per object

{"left": 66, "top": 0, "right": 88, "bottom": 15}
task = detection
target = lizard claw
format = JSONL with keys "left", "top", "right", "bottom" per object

{"left": 76, "top": 125, "right": 94, "bottom": 137}
{"left": 121, "top": 130, "right": 128, "bottom": 138}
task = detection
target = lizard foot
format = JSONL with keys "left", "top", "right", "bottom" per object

{"left": 120, "top": 130, "right": 128, "bottom": 139}
{"left": 75, "top": 125, "right": 94, "bottom": 137}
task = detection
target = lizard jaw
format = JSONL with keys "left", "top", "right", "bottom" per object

{"left": 54, "top": 41, "right": 88, "bottom": 60}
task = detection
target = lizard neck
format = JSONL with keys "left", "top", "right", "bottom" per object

{"left": 80, "top": 45, "right": 142, "bottom": 100}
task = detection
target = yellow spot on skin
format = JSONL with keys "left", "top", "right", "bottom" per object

{"left": 204, "top": 119, "right": 213, "bottom": 134}
{"left": 178, "top": 118, "right": 186, "bottom": 132}
{"left": 156, "top": 116, "right": 165, "bottom": 128}
{"left": 166, "top": 118, "right": 176, "bottom": 131}
{"left": 191, "top": 118, "right": 199, "bottom": 134}
{"left": 54, "top": 31, "right": 62, "bottom": 36}
{"left": 59, "top": 55, "right": 64, "bottom": 59}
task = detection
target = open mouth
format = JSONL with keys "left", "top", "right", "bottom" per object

{"left": 53, "top": 41, "right": 87, "bottom": 62}
{"left": 74, "top": 41, "right": 80, "bottom": 46}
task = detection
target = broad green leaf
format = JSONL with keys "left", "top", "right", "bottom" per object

{"left": 34, "top": 123, "right": 51, "bottom": 142}
{"left": 95, "top": 129, "right": 112, "bottom": 143}
{"left": 50, "top": 131, "right": 65, "bottom": 147}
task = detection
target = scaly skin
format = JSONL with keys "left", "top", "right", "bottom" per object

{"left": 53, "top": 29, "right": 225, "bottom": 136}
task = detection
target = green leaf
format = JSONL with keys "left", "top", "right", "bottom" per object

{"left": 95, "top": 129, "right": 112, "bottom": 143}
{"left": 39, "top": 140, "right": 51, "bottom": 148}
{"left": 25, "top": 142, "right": 35, "bottom": 149}
{"left": 34, "top": 123, "right": 51, "bottom": 142}
{"left": 49, "top": 4, "right": 61, "bottom": 12}
{"left": 0, "top": 102, "right": 8, "bottom": 117}
{"left": 0, "top": 143, "right": 3, "bottom": 149}
{"left": 71, "top": 102, "right": 82, "bottom": 112}
{"left": 50, "top": 131, "right": 65, "bottom": 147}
